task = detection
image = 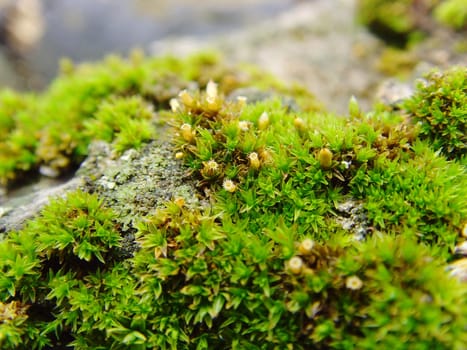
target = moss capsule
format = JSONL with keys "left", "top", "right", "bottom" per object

{"left": 248, "top": 152, "right": 260, "bottom": 170}
{"left": 288, "top": 256, "right": 303, "bottom": 274}
{"left": 170, "top": 98, "right": 181, "bottom": 112}
{"left": 201, "top": 160, "right": 221, "bottom": 179}
{"left": 236, "top": 96, "right": 247, "bottom": 109}
{"left": 318, "top": 148, "right": 333, "bottom": 169}
{"left": 223, "top": 179, "right": 237, "bottom": 193}
{"left": 180, "top": 124, "right": 194, "bottom": 143}
{"left": 179, "top": 90, "right": 195, "bottom": 108}
{"left": 298, "top": 238, "right": 314, "bottom": 255}
{"left": 258, "top": 112, "right": 270, "bottom": 130}
{"left": 345, "top": 275, "right": 363, "bottom": 290}
{"left": 238, "top": 120, "right": 251, "bottom": 131}
{"left": 293, "top": 117, "right": 306, "bottom": 132}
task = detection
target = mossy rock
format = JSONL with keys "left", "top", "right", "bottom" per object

{"left": 0, "top": 54, "right": 466, "bottom": 349}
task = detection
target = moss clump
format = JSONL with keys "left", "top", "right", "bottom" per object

{"left": 0, "top": 52, "right": 320, "bottom": 189}
{"left": 356, "top": 0, "right": 435, "bottom": 46}
{"left": 376, "top": 47, "right": 419, "bottom": 77}
{"left": 403, "top": 67, "right": 467, "bottom": 160}
{"left": 85, "top": 96, "right": 157, "bottom": 155}
{"left": 1, "top": 57, "right": 467, "bottom": 348}
{"left": 356, "top": 0, "right": 467, "bottom": 46}
{"left": 434, "top": 0, "right": 467, "bottom": 29}
{"left": 0, "top": 190, "right": 122, "bottom": 348}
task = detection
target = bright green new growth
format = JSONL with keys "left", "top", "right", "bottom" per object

{"left": 403, "top": 67, "right": 467, "bottom": 160}
{"left": 86, "top": 96, "right": 157, "bottom": 154}
{"left": 1, "top": 56, "right": 467, "bottom": 349}
{"left": 0, "top": 190, "right": 121, "bottom": 348}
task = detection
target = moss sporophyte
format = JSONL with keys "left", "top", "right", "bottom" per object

{"left": 0, "top": 54, "right": 466, "bottom": 349}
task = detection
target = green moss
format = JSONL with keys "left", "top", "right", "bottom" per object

{"left": 356, "top": 0, "right": 466, "bottom": 46}
{"left": 0, "top": 52, "right": 321, "bottom": 189}
{"left": 434, "top": 0, "right": 467, "bottom": 29}
{"left": 1, "top": 56, "right": 466, "bottom": 349}
{"left": 403, "top": 67, "right": 467, "bottom": 160}
{"left": 377, "top": 47, "right": 419, "bottom": 77}
{"left": 356, "top": 0, "right": 435, "bottom": 46}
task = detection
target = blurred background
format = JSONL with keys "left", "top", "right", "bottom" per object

{"left": 0, "top": 0, "right": 464, "bottom": 113}
{"left": 0, "top": 0, "right": 298, "bottom": 90}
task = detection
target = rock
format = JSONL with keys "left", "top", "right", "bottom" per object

{"left": 0, "top": 176, "right": 82, "bottom": 235}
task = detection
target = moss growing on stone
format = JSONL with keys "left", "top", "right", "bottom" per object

{"left": 0, "top": 52, "right": 320, "bottom": 189}
{"left": 403, "top": 66, "right": 466, "bottom": 160}
{"left": 0, "top": 55, "right": 466, "bottom": 349}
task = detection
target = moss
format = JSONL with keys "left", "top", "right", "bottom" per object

{"left": 434, "top": 0, "right": 467, "bottom": 29}
{"left": 403, "top": 66, "right": 467, "bottom": 160}
{"left": 1, "top": 56, "right": 467, "bottom": 348}
{"left": 376, "top": 47, "right": 419, "bottom": 77}
{"left": 0, "top": 51, "right": 321, "bottom": 189}
{"left": 356, "top": 0, "right": 435, "bottom": 47}
{"left": 356, "top": 0, "right": 466, "bottom": 46}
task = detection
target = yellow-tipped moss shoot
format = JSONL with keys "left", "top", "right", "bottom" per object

{"left": 462, "top": 223, "right": 467, "bottom": 238}
{"left": 298, "top": 238, "right": 315, "bottom": 255}
{"left": 170, "top": 98, "right": 181, "bottom": 112}
{"left": 238, "top": 120, "right": 251, "bottom": 131}
{"left": 180, "top": 123, "right": 194, "bottom": 143}
{"left": 318, "top": 148, "right": 333, "bottom": 169}
{"left": 248, "top": 152, "right": 260, "bottom": 170}
{"left": 223, "top": 179, "right": 237, "bottom": 193}
{"left": 236, "top": 96, "right": 247, "bottom": 109}
{"left": 206, "top": 80, "right": 218, "bottom": 101}
{"left": 201, "top": 160, "right": 221, "bottom": 179}
{"left": 258, "top": 111, "right": 270, "bottom": 130}
{"left": 345, "top": 275, "right": 363, "bottom": 290}
{"left": 288, "top": 256, "right": 304, "bottom": 274}
{"left": 293, "top": 117, "right": 306, "bottom": 132}
{"left": 179, "top": 90, "right": 195, "bottom": 108}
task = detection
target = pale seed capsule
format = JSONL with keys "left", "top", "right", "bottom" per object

{"left": 298, "top": 238, "right": 314, "bottom": 255}
{"left": 175, "top": 152, "right": 184, "bottom": 159}
{"left": 462, "top": 223, "right": 467, "bottom": 238}
{"left": 259, "top": 148, "right": 273, "bottom": 165}
{"left": 205, "top": 80, "right": 220, "bottom": 110}
{"left": 288, "top": 256, "right": 303, "bottom": 274}
{"left": 180, "top": 124, "right": 194, "bottom": 143}
{"left": 223, "top": 179, "right": 237, "bottom": 193}
{"left": 206, "top": 80, "right": 218, "bottom": 100}
{"left": 179, "top": 90, "right": 195, "bottom": 108}
{"left": 236, "top": 96, "right": 247, "bottom": 109}
{"left": 345, "top": 275, "right": 363, "bottom": 290}
{"left": 318, "top": 148, "right": 333, "bottom": 169}
{"left": 201, "top": 160, "right": 220, "bottom": 179}
{"left": 293, "top": 117, "right": 306, "bottom": 132}
{"left": 170, "top": 98, "right": 181, "bottom": 112}
{"left": 248, "top": 152, "right": 260, "bottom": 170}
{"left": 258, "top": 112, "right": 270, "bottom": 130}
{"left": 238, "top": 120, "right": 250, "bottom": 131}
